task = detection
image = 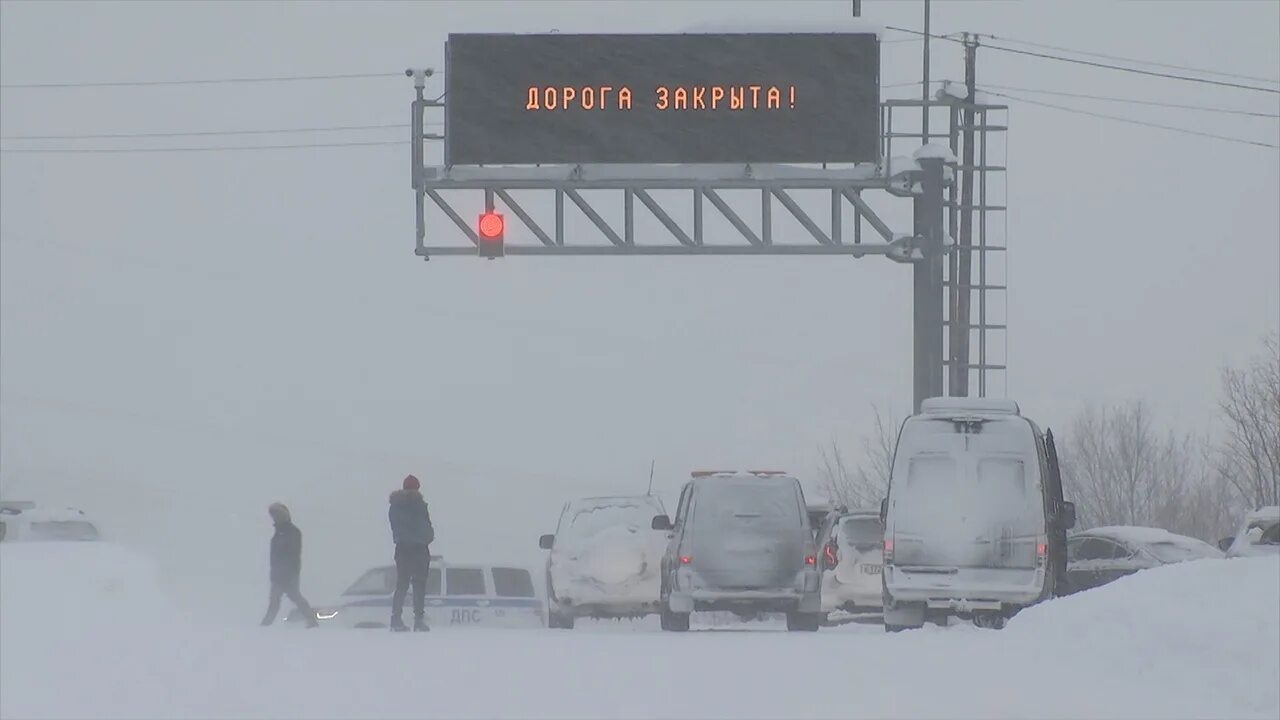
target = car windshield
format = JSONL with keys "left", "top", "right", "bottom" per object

{"left": 29, "top": 521, "right": 99, "bottom": 541}
{"left": 840, "top": 516, "right": 884, "bottom": 547}
{"left": 563, "top": 500, "right": 660, "bottom": 539}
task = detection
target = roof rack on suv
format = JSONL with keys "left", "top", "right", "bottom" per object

{"left": 690, "top": 470, "right": 789, "bottom": 478}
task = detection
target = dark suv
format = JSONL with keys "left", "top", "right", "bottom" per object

{"left": 651, "top": 471, "right": 822, "bottom": 632}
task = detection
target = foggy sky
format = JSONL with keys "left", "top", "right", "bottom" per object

{"left": 2, "top": 0, "right": 1277, "bottom": 616}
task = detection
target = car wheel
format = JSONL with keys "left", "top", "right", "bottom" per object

{"left": 786, "top": 612, "right": 821, "bottom": 632}
{"left": 972, "top": 612, "right": 1006, "bottom": 630}
{"left": 547, "top": 607, "right": 575, "bottom": 630}
{"left": 660, "top": 608, "right": 690, "bottom": 632}
{"left": 882, "top": 592, "right": 925, "bottom": 632}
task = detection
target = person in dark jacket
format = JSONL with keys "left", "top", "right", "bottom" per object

{"left": 260, "top": 502, "right": 318, "bottom": 627}
{"left": 388, "top": 475, "right": 435, "bottom": 632}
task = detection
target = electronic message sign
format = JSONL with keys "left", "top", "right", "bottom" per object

{"left": 444, "top": 33, "right": 880, "bottom": 166}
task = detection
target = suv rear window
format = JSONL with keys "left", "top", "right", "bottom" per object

{"left": 491, "top": 567, "right": 535, "bottom": 598}
{"left": 840, "top": 516, "right": 884, "bottom": 546}
{"left": 695, "top": 481, "right": 805, "bottom": 528}
{"left": 445, "top": 567, "right": 486, "bottom": 596}
{"left": 30, "top": 521, "right": 99, "bottom": 541}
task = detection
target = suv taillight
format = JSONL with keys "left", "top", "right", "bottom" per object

{"left": 823, "top": 540, "right": 839, "bottom": 569}
{"left": 883, "top": 538, "right": 894, "bottom": 564}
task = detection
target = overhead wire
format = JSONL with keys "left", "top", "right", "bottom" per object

{"left": 984, "top": 35, "right": 1280, "bottom": 86}
{"left": 978, "top": 84, "right": 1280, "bottom": 118}
{"left": 1, "top": 123, "right": 424, "bottom": 141}
{"left": 0, "top": 71, "right": 405, "bottom": 89}
{"left": 884, "top": 26, "right": 1280, "bottom": 94}
{"left": 986, "top": 90, "right": 1280, "bottom": 149}
{"left": 0, "top": 139, "right": 410, "bottom": 154}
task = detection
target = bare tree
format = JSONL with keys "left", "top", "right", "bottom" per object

{"left": 818, "top": 405, "right": 897, "bottom": 510}
{"left": 1216, "top": 334, "right": 1280, "bottom": 509}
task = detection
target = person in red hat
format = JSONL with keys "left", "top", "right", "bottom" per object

{"left": 388, "top": 474, "right": 435, "bottom": 631}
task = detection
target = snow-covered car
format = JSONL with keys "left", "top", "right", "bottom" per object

{"left": 815, "top": 508, "right": 884, "bottom": 615}
{"left": 1219, "top": 506, "right": 1280, "bottom": 559}
{"left": 652, "top": 471, "right": 823, "bottom": 632}
{"left": 538, "top": 494, "right": 668, "bottom": 629}
{"left": 1064, "top": 526, "right": 1223, "bottom": 594}
{"left": 0, "top": 503, "right": 101, "bottom": 542}
{"left": 288, "top": 560, "right": 544, "bottom": 629}
{"left": 881, "top": 398, "right": 1075, "bottom": 631}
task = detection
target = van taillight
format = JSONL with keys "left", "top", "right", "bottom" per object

{"left": 804, "top": 555, "right": 816, "bottom": 566}
{"left": 680, "top": 555, "right": 692, "bottom": 565}
{"left": 883, "top": 538, "right": 894, "bottom": 563}
{"left": 1036, "top": 542, "right": 1047, "bottom": 556}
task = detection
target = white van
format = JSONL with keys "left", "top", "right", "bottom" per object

{"left": 880, "top": 398, "right": 1075, "bottom": 630}
{"left": 290, "top": 560, "right": 544, "bottom": 629}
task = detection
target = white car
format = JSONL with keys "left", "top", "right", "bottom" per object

{"left": 0, "top": 503, "right": 101, "bottom": 542}
{"left": 539, "top": 495, "right": 668, "bottom": 629}
{"left": 1220, "top": 506, "right": 1280, "bottom": 559}
{"left": 289, "top": 560, "right": 544, "bottom": 629}
{"left": 1065, "top": 526, "right": 1223, "bottom": 594}
{"left": 816, "top": 509, "right": 885, "bottom": 614}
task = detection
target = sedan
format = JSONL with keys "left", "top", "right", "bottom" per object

{"left": 1065, "top": 526, "right": 1222, "bottom": 594}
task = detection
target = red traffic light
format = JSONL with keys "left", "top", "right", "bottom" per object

{"left": 478, "top": 212, "right": 505, "bottom": 240}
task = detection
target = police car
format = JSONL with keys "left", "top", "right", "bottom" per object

{"left": 0, "top": 502, "right": 101, "bottom": 542}
{"left": 289, "top": 559, "right": 545, "bottom": 629}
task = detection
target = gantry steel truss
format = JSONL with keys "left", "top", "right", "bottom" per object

{"left": 407, "top": 70, "right": 1008, "bottom": 408}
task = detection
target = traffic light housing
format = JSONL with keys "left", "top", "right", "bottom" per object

{"left": 478, "top": 211, "right": 505, "bottom": 259}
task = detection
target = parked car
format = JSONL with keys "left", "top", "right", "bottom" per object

{"left": 0, "top": 503, "right": 100, "bottom": 542}
{"left": 1220, "top": 506, "right": 1280, "bottom": 559}
{"left": 1064, "top": 526, "right": 1223, "bottom": 594}
{"left": 652, "top": 471, "right": 822, "bottom": 632}
{"left": 538, "top": 494, "right": 668, "bottom": 629}
{"left": 288, "top": 559, "right": 543, "bottom": 629}
{"left": 881, "top": 397, "right": 1075, "bottom": 631}
{"left": 815, "top": 508, "right": 885, "bottom": 616}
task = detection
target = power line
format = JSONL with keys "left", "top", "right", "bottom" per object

{"left": 1, "top": 123, "right": 420, "bottom": 141}
{"left": 0, "top": 71, "right": 404, "bottom": 89}
{"left": 987, "top": 35, "right": 1280, "bottom": 86}
{"left": 884, "top": 26, "right": 1280, "bottom": 95}
{"left": 979, "top": 84, "right": 1280, "bottom": 118}
{"left": 0, "top": 139, "right": 409, "bottom": 154}
{"left": 987, "top": 91, "right": 1279, "bottom": 149}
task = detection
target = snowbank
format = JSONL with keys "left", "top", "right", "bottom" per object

{"left": 2, "top": 542, "right": 1276, "bottom": 719}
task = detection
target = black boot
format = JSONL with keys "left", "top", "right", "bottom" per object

{"left": 390, "top": 615, "right": 409, "bottom": 632}
{"left": 413, "top": 616, "right": 429, "bottom": 632}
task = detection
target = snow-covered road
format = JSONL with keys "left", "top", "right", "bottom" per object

{"left": 2, "top": 542, "right": 1277, "bottom": 720}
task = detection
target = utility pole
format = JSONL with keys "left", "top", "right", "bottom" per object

{"left": 914, "top": 156, "right": 946, "bottom": 412}
{"left": 921, "top": 0, "right": 931, "bottom": 142}
{"left": 948, "top": 34, "right": 978, "bottom": 397}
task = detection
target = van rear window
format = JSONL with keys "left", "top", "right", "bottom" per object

{"left": 445, "top": 568, "right": 486, "bottom": 596}
{"left": 491, "top": 568, "right": 535, "bottom": 598}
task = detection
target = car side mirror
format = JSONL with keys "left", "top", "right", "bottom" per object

{"left": 1217, "top": 537, "right": 1234, "bottom": 552}
{"left": 1060, "top": 501, "right": 1077, "bottom": 530}
{"left": 879, "top": 498, "right": 888, "bottom": 523}
{"left": 651, "top": 515, "right": 672, "bottom": 531}
{"left": 538, "top": 534, "right": 554, "bottom": 550}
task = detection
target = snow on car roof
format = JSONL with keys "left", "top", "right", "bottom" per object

{"left": 1245, "top": 506, "right": 1280, "bottom": 524}
{"left": 9, "top": 506, "right": 94, "bottom": 524}
{"left": 1083, "top": 526, "right": 1215, "bottom": 550}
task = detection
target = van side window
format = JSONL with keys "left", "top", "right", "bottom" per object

{"left": 492, "top": 567, "right": 535, "bottom": 598}
{"left": 425, "top": 567, "right": 442, "bottom": 596}
{"left": 445, "top": 567, "right": 486, "bottom": 596}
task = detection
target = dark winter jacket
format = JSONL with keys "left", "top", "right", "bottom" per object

{"left": 389, "top": 489, "right": 434, "bottom": 547}
{"left": 269, "top": 521, "right": 303, "bottom": 583}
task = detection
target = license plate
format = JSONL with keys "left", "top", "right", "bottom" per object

{"left": 862, "top": 564, "right": 882, "bottom": 575}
